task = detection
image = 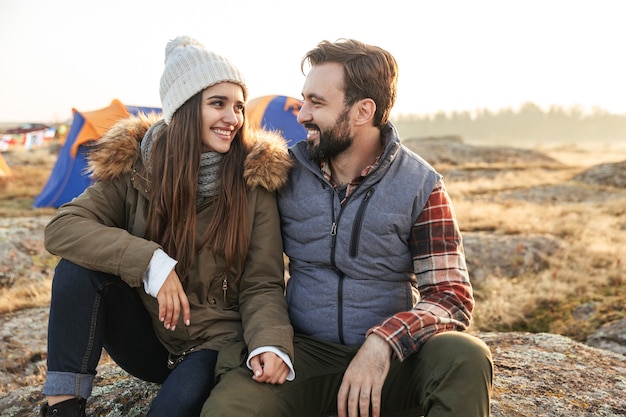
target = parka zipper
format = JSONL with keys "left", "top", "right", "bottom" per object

{"left": 222, "top": 275, "right": 228, "bottom": 303}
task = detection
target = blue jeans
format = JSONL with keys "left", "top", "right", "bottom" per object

{"left": 43, "top": 259, "right": 218, "bottom": 417}
{"left": 148, "top": 349, "right": 218, "bottom": 417}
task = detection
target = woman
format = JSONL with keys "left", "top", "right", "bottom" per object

{"left": 39, "top": 36, "right": 294, "bottom": 417}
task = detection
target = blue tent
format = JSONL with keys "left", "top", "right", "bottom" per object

{"left": 246, "top": 95, "right": 306, "bottom": 146}
{"left": 34, "top": 99, "right": 160, "bottom": 208}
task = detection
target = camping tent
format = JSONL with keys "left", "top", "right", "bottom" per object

{"left": 0, "top": 153, "right": 11, "bottom": 177}
{"left": 246, "top": 95, "right": 306, "bottom": 146}
{"left": 34, "top": 99, "right": 160, "bottom": 208}
{"left": 34, "top": 95, "right": 301, "bottom": 208}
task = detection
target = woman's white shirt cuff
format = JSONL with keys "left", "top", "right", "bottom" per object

{"left": 247, "top": 346, "right": 295, "bottom": 381}
{"left": 143, "top": 249, "right": 177, "bottom": 297}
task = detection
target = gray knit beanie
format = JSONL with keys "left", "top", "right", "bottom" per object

{"left": 159, "top": 35, "right": 248, "bottom": 125}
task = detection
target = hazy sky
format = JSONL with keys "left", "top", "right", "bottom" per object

{"left": 1, "top": 0, "right": 624, "bottom": 123}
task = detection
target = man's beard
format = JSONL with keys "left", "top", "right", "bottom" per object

{"left": 307, "top": 108, "right": 352, "bottom": 161}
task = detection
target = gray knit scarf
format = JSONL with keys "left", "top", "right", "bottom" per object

{"left": 196, "top": 152, "right": 222, "bottom": 204}
{"left": 141, "top": 121, "right": 223, "bottom": 206}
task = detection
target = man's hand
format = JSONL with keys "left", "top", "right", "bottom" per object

{"left": 250, "top": 351, "right": 290, "bottom": 384}
{"left": 337, "top": 334, "right": 392, "bottom": 417}
{"left": 156, "top": 269, "right": 190, "bottom": 331}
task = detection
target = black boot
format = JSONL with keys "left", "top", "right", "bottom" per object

{"left": 40, "top": 398, "right": 87, "bottom": 417}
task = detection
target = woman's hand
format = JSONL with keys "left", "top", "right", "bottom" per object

{"left": 249, "top": 352, "right": 290, "bottom": 384}
{"left": 156, "top": 269, "right": 191, "bottom": 331}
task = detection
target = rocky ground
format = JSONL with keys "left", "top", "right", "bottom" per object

{"left": 1, "top": 328, "right": 625, "bottom": 417}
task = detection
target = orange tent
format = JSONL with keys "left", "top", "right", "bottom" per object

{"left": 0, "top": 153, "right": 11, "bottom": 177}
{"left": 69, "top": 99, "right": 129, "bottom": 158}
{"left": 34, "top": 99, "right": 160, "bottom": 208}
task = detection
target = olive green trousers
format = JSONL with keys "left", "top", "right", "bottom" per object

{"left": 201, "top": 332, "right": 493, "bottom": 417}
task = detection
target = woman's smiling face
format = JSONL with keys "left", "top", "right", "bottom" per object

{"left": 200, "top": 82, "right": 245, "bottom": 153}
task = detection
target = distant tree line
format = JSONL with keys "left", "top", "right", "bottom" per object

{"left": 391, "top": 102, "right": 626, "bottom": 144}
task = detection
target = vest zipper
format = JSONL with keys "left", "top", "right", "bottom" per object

{"left": 349, "top": 188, "right": 374, "bottom": 257}
{"left": 329, "top": 189, "right": 346, "bottom": 343}
{"left": 330, "top": 191, "right": 338, "bottom": 267}
{"left": 337, "top": 271, "right": 345, "bottom": 344}
{"left": 329, "top": 186, "right": 375, "bottom": 343}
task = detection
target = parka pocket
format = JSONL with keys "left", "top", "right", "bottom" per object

{"left": 207, "top": 273, "right": 239, "bottom": 311}
{"left": 153, "top": 316, "right": 192, "bottom": 346}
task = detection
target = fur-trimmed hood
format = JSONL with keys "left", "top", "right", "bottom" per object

{"left": 87, "top": 113, "right": 293, "bottom": 192}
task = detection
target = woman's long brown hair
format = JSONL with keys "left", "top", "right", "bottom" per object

{"left": 145, "top": 91, "right": 250, "bottom": 280}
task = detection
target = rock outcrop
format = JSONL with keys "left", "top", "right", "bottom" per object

{"left": 574, "top": 160, "right": 626, "bottom": 189}
{"left": 463, "top": 233, "right": 561, "bottom": 284}
{"left": 586, "top": 318, "right": 626, "bottom": 356}
{"left": 1, "top": 331, "right": 625, "bottom": 417}
{"left": 482, "top": 332, "right": 626, "bottom": 416}
{"left": 402, "top": 136, "right": 561, "bottom": 167}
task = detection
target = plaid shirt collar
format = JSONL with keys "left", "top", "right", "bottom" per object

{"left": 320, "top": 155, "right": 381, "bottom": 204}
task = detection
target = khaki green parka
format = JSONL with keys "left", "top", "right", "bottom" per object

{"left": 44, "top": 114, "right": 294, "bottom": 361}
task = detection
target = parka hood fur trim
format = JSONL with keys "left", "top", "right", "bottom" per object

{"left": 87, "top": 114, "right": 293, "bottom": 192}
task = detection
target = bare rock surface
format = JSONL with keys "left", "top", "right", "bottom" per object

{"left": 482, "top": 332, "right": 626, "bottom": 417}
{"left": 0, "top": 361, "right": 159, "bottom": 417}
{"left": 463, "top": 233, "right": 561, "bottom": 283}
{"left": 1, "top": 331, "right": 625, "bottom": 417}
{"left": 586, "top": 318, "right": 626, "bottom": 355}
{"left": 492, "top": 182, "right": 626, "bottom": 204}
{"left": 574, "top": 160, "right": 626, "bottom": 188}
{"left": 403, "top": 136, "right": 561, "bottom": 167}
{"left": 0, "top": 216, "right": 54, "bottom": 290}
{"left": 0, "top": 306, "right": 49, "bottom": 394}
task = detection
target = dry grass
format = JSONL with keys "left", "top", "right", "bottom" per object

{"left": 1, "top": 143, "right": 59, "bottom": 314}
{"left": 0, "top": 278, "right": 54, "bottom": 314}
{"left": 468, "top": 212, "right": 625, "bottom": 337}
{"left": 0, "top": 145, "right": 58, "bottom": 218}
{"left": 448, "top": 141, "right": 626, "bottom": 340}
{"left": 1, "top": 139, "right": 625, "bottom": 343}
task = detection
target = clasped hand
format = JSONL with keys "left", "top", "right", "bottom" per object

{"left": 250, "top": 351, "right": 290, "bottom": 384}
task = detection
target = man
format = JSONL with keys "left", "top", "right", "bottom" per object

{"left": 202, "top": 38, "right": 493, "bottom": 417}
